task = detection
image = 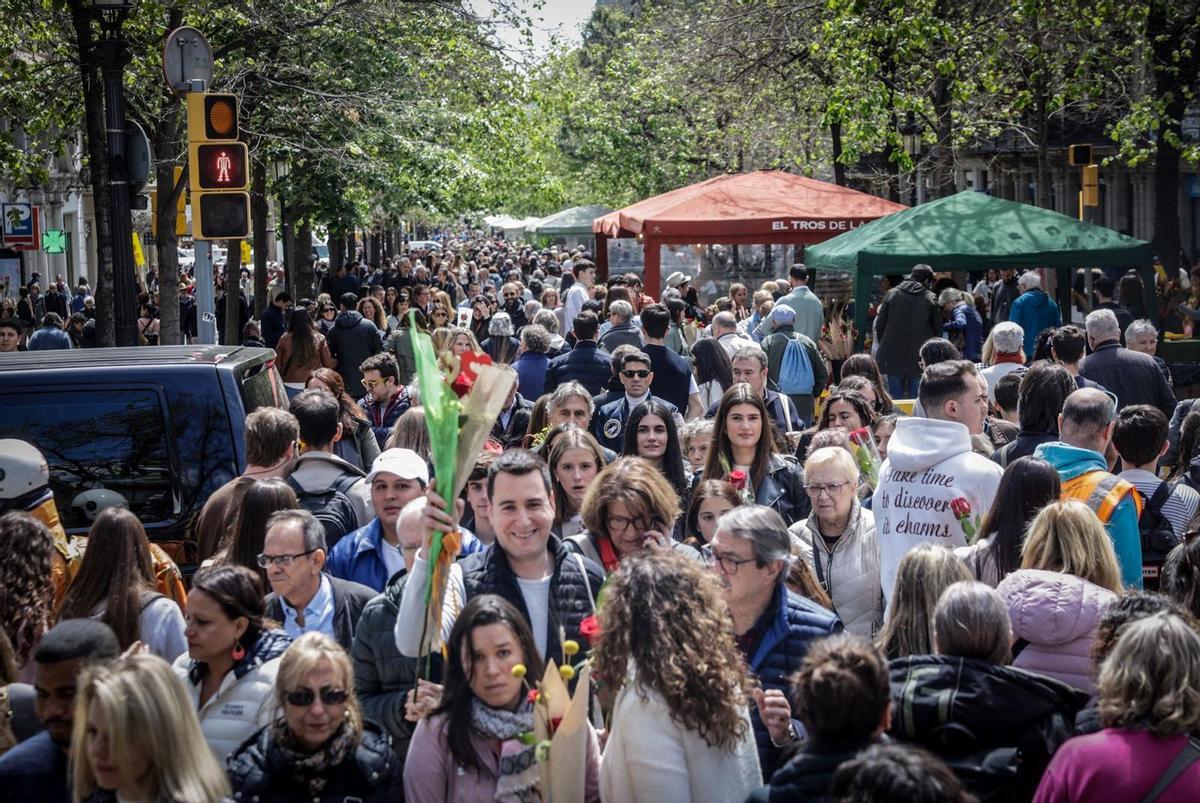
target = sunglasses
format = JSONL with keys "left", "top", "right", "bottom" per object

{"left": 285, "top": 686, "right": 349, "bottom": 707}
{"left": 362, "top": 377, "right": 390, "bottom": 389}
{"left": 621, "top": 370, "right": 650, "bottom": 379}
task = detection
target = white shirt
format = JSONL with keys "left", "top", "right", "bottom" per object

{"left": 515, "top": 574, "right": 552, "bottom": 657}
{"left": 281, "top": 574, "right": 335, "bottom": 640}
{"left": 379, "top": 538, "right": 406, "bottom": 579}
{"left": 625, "top": 391, "right": 650, "bottom": 409}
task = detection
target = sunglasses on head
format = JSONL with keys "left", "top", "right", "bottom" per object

{"left": 622, "top": 370, "right": 650, "bottom": 379}
{"left": 285, "top": 686, "right": 349, "bottom": 707}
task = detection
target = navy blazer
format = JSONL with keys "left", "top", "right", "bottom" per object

{"left": 544, "top": 340, "right": 613, "bottom": 396}
{"left": 589, "top": 394, "right": 679, "bottom": 452}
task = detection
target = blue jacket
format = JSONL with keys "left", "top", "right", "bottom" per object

{"left": 943, "top": 302, "right": 984, "bottom": 362}
{"left": 0, "top": 731, "right": 70, "bottom": 803}
{"left": 260, "top": 304, "right": 287, "bottom": 349}
{"left": 748, "top": 586, "right": 843, "bottom": 780}
{"left": 1009, "top": 289, "right": 1061, "bottom": 356}
{"left": 327, "top": 517, "right": 484, "bottom": 592}
{"left": 513, "top": 351, "right": 551, "bottom": 400}
{"left": 544, "top": 340, "right": 612, "bottom": 396}
{"left": 1034, "top": 442, "right": 1143, "bottom": 589}
{"left": 26, "top": 325, "right": 72, "bottom": 350}
{"left": 589, "top": 394, "right": 678, "bottom": 452}
{"left": 645, "top": 343, "right": 692, "bottom": 413}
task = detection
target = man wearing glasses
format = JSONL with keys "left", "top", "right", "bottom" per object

{"left": 706, "top": 505, "right": 841, "bottom": 781}
{"left": 261, "top": 509, "right": 375, "bottom": 650}
{"left": 590, "top": 349, "right": 680, "bottom": 452}
{"left": 357, "top": 353, "right": 412, "bottom": 450}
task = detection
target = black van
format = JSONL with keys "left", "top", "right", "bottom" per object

{"left": 0, "top": 346, "right": 287, "bottom": 548}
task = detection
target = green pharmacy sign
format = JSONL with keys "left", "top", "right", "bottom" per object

{"left": 42, "top": 229, "right": 66, "bottom": 254}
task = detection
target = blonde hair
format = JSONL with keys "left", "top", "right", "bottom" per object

{"left": 1097, "top": 612, "right": 1200, "bottom": 736}
{"left": 804, "top": 445, "right": 860, "bottom": 484}
{"left": 72, "top": 654, "right": 229, "bottom": 803}
{"left": 1021, "top": 500, "right": 1123, "bottom": 594}
{"left": 878, "top": 544, "right": 972, "bottom": 660}
{"left": 273, "top": 632, "right": 363, "bottom": 741}
{"left": 580, "top": 456, "right": 681, "bottom": 539}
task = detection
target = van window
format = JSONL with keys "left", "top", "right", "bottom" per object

{"left": 0, "top": 390, "right": 175, "bottom": 529}
{"left": 239, "top": 362, "right": 287, "bottom": 412}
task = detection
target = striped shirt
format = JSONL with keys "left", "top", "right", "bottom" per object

{"left": 1119, "top": 469, "right": 1200, "bottom": 536}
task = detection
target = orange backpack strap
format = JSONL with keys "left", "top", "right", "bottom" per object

{"left": 1061, "top": 470, "right": 1142, "bottom": 523}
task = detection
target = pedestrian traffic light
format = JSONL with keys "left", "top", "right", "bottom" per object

{"left": 186, "top": 91, "right": 250, "bottom": 240}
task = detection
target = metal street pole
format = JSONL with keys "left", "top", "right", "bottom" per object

{"left": 189, "top": 77, "right": 217, "bottom": 345}
{"left": 96, "top": 7, "right": 139, "bottom": 347}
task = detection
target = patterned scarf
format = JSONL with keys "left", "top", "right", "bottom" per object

{"left": 273, "top": 719, "right": 358, "bottom": 798}
{"left": 470, "top": 697, "right": 540, "bottom": 803}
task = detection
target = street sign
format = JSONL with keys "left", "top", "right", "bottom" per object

{"left": 163, "top": 26, "right": 213, "bottom": 93}
{"left": 42, "top": 229, "right": 67, "bottom": 254}
{"left": 1, "top": 203, "right": 39, "bottom": 250}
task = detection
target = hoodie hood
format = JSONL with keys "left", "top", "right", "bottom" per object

{"left": 897, "top": 280, "right": 931, "bottom": 296}
{"left": 885, "top": 417, "right": 973, "bottom": 472}
{"left": 336, "top": 310, "right": 364, "bottom": 328}
{"left": 1033, "top": 441, "right": 1105, "bottom": 482}
{"left": 997, "top": 569, "right": 1116, "bottom": 646}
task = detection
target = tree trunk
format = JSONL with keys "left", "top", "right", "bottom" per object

{"left": 70, "top": 1, "right": 115, "bottom": 347}
{"left": 930, "top": 75, "right": 956, "bottom": 199}
{"left": 251, "top": 158, "right": 269, "bottom": 316}
{"left": 224, "top": 239, "right": 243, "bottom": 345}
{"left": 154, "top": 164, "right": 183, "bottom": 345}
{"left": 296, "top": 220, "right": 315, "bottom": 299}
{"left": 330, "top": 227, "right": 345, "bottom": 287}
{"left": 830, "top": 121, "right": 846, "bottom": 187}
{"left": 369, "top": 229, "right": 381, "bottom": 267}
{"left": 283, "top": 200, "right": 301, "bottom": 300}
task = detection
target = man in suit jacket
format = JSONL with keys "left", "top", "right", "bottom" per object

{"left": 590, "top": 349, "right": 680, "bottom": 452}
{"left": 261, "top": 509, "right": 376, "bottom": 650}
{"left": 545, "top": 311, "right": 612, "bottom": 396}
{"left": 1080, "top": 308, "right": 1175, "bottom": 418}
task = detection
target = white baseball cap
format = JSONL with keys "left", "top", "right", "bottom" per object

{"left": 366, "top": 448, "right": 429, "bottom": 485}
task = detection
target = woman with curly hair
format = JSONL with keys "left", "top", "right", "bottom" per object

{"left": 1033, "top": 611, "right": 1200, "bottom": 801}
{"left": 357, "top": 296, "right": 388, "bottom": 334}
{"left": 0, "top": 512, "right": 55, "bottom": 680}
{"left": 305, "top": 367, "right": 379, "bottom": 470}
{"left": 57, "top": 507, "right": 187, "bottom": 661}
{"left": 794, "top": 388, "right": 878, "bottom": 464}
{"left": 595, "top": 550, "right": 762, "bottom": 802}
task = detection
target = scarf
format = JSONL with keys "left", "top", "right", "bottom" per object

{"left": 993, "top": 352, "right": 1025, "bottom": 365}
{"left": 273, "top": 720, "right": 358, "bottom": 799}
{"left": 470, "top": 698, "right": 540, "bottom": 803}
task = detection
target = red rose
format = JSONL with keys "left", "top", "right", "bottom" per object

{"left": 579, "top": 615, "right": 600, "bottom": 640}
{"left": 848, "top": 426, "right": 870, "bottom": 446}
{"left": 950, "top": 497, "right": 971, "bottom": 518}
{"left": 728, "top": 470, "right": 747, "bottom": 490}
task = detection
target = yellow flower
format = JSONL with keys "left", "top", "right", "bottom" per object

{"left": 562, "top": 640, "right": 580, "bottom": 656}
{"left": 511, "top": 664, "right": 527, "bottom": 679}
{"left": 559, "top": 664, "right": 576, "bottom": 681}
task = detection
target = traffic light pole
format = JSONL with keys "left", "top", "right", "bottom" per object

{"left": 97, "top": 11, "right": 139, "bottom": 347}
{"left": 189, "top": 78, "right": 217, "bottom": 345}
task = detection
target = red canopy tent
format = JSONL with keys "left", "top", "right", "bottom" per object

{"left": 593, "top": 170, "right": 907, "bottom": 294}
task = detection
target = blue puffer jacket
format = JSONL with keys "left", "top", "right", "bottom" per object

{"left": 327, "top": 517, "right": 485, "bottom": 592}
{"left": 748, "top": 585, "right": 843, "bottom": 780}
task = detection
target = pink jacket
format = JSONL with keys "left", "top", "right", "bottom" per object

{"left": 996, "top": 569, "right": 1116, "bottom": 695}
{"left": 404, "top": 712, "right": 601, "bottom": 803}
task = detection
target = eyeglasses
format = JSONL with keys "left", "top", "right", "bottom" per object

{"left": 804, "top": 480, "right": 851, "bottom": 497}
{"left": 608, "top": 513, "right": 648, "bottom": 533}
{"left": 361, "top": 377, "right": 391, "bottom": 389}
{"left": 702, "top": 546, "right": 758, "bottom": 575}
{"left": 256, "top": 549, "right": 317, "bottom": 568}
{"left": 621, "top": 370, "right": 650, "bottom": 379}
{"left": 285, "top": 686, "right": 349, "bottom": 707}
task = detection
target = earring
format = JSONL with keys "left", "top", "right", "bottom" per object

{"left": 231, "top": 640, "right": 246, "bottom": 661}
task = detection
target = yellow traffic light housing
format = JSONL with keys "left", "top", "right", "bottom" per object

{"left": 1082, "top": 164, "right": 1100, "bottom": 207}
{"left": 1068, "top": 144, "right": 1092, "bottom": 167}
{"left": 187, "top": 91, "right": 250, "bottom": 240}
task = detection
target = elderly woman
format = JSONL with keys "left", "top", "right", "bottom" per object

{"left": 571, "top": 456, "right": 699, "bottom": 575}
{"left": 789, "top": 447, "right": 883, "bottom": 636}
{"left": 227, "top": 632, "right": 402, "bottom": 802}
{"left": 939, "top": 288, "right": 983, "bottom": 362}
{"left": 891, "top": 582, "right": 1088, "bottom": 801}
{"left": 1034, "top": 612, "right": 1200, "bottom": 801}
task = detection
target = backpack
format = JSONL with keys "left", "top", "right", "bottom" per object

{"left": 286, "top": 473, "right": 360, "bottom": 550}
{"left": 777, "top": 335, "right": 815, "bottom": 395}
{"left": 1138, "top": 480, "right": 1182, "bottom": 591}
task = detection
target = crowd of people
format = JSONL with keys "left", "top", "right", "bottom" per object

{"left": 2, "top": 236, "right": 1200, "bottom": 802}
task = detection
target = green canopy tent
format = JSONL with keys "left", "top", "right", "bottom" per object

{"left": 804, "top": 190, "right": 1156, "bottom": 349}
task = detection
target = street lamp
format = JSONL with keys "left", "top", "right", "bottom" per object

{"left": 89, "top": 0, "right": 139, "bottom": 346}
{"left": 899, "top": 110, "right": 922, "bottom": 207}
